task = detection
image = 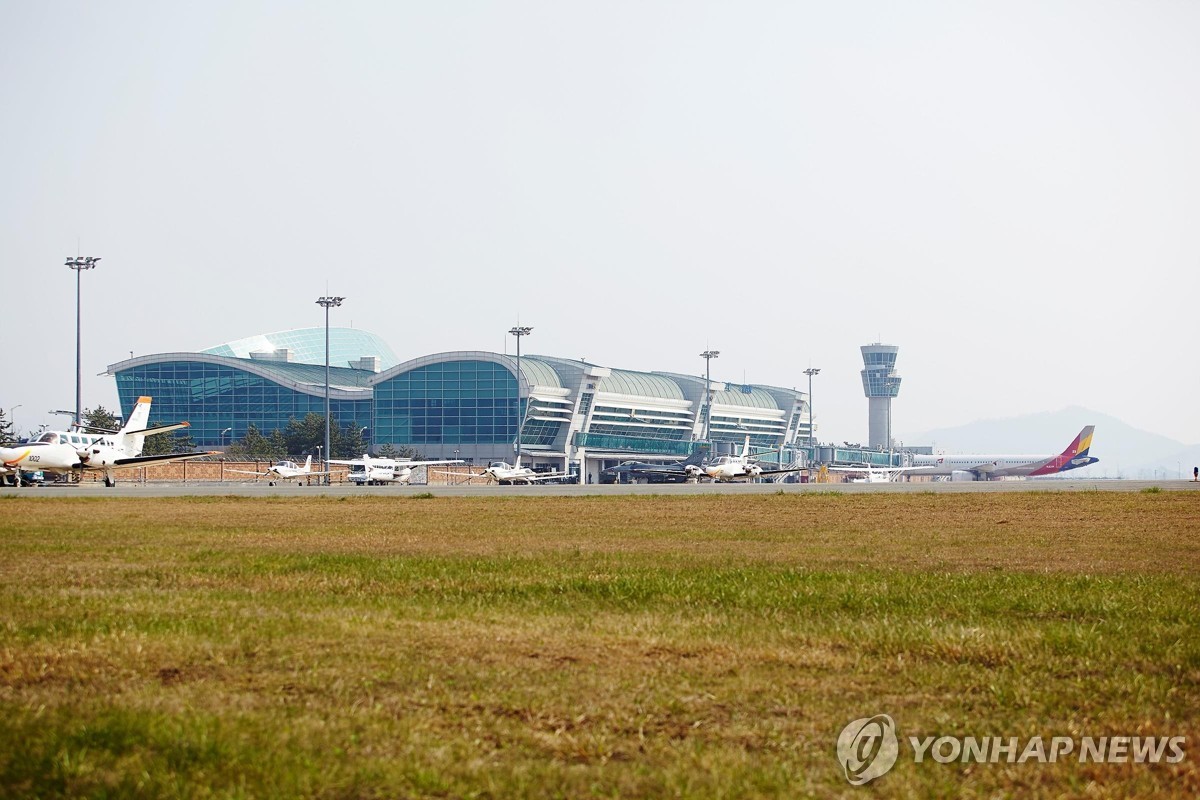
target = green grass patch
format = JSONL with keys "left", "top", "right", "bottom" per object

{"left": 1, "top": 493, "right": 1197, "bottom": 798}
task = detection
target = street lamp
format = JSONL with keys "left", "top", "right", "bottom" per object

{"left": 508, "top": 325, "right": 533, "bottom": 466}
{"left": 700, "top": 350, "right": 719, "bottom": 441}
{"left": 803, "top": 367, "right": 820, "bottom": 449}
{"left": 7, "top": 404, "right": 21, "bottom": 443}
{"left": 316, "top": 295, "right": 345, "bottom": 484}
{"left": 221, "top": 427, "right": 232, "bottom": 449}
{"left": 66, "top": 256, "right": 100, "bottom": 428}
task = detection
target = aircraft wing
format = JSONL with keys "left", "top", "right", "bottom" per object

{"left": 627, "top": 466, "right": 693, "bottom": 478}
{"left": 107, "top": 451, "right": 218, "bottom": 468}
{"left": 123, "top": 421, "right": 191, "bottom": 436}
{"left": 226, "top": 469, "right": 269, "bottom": 477}
{"left": 431, "top": 470, "right": 489, "bottom": 480}
{"left": 524, "top": 471, "right": 570, "bottom": 481}
{"left": 393, "top": 460, "right": 465, "bottom": 467}
{"left": 826, "top": 466, "right": 915, "bottom": 473}
{"left": 755, "top": 466, "right": 806, "bottom": 476}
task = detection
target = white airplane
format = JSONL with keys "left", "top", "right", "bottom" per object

{"left": 329, "top": 453, "right": 463, "bottom": 485}
{"left": 0, "top": 396, "right": 213, "bottom": 487}
{"left": 826, "top": 465, "right": 915, "bottom": 483}
{"left": 228, "top": 454, "right": 331, "bottom": 486}
{"left": 907, "top": 426, "right": 1099, "bottom": 481}
{"left": 446, "top": 461, "right": 571, "bottom": 485}
{"left": 699, "top": 436, "right": 805, "bottom": 483}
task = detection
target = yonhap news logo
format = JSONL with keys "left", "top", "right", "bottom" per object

{"left": 836, "top": 713, "right": 1187, "bottom": 786}
{"left": 837, "top": 715, "right": 899, "bottom": 785}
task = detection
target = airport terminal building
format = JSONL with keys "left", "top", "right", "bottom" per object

{"left": 107, "top": 328, "right": 819, "bottom": 481}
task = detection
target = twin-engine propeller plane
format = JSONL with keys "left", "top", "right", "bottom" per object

{"left": 228, "top": 454, "right": 331, "bottom": 486}
{"left": 328, "top": 453, "right": 463, "bottom": 485}
{"left": 0, "top": 397, "right": 213, "bottom": 487}
{"left": 699, "top": 436, "right": 805, "bottom": 482}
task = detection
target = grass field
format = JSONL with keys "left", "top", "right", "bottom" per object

{"left": 1, "top": 491, "right": 1198, "bottom": 798}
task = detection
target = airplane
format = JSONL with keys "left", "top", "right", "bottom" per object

{"left": 600, "top": 447, "right": 710, "bottom": 484}
{"left": 0, "top": 396, "right": 214, "bottom": 487}
{"left": 699, "top": 436, "right": 805, "bottom": 483}
{"left": 329, "top": 453, "right": 463, "bottom": 485}
{"left": 227, "top": 454, "right": 331, "bottom": 486}
{"left": 444, "top": 461, "right": 572, "bottom": 485}
{"left": 826, "top": 465, "right": 915, "bottom": 483}
{"left": 906, "top": 426, "right": 1099, "bottom": 481}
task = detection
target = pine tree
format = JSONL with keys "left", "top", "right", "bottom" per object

{"left": 0, "top": 407, "right": 14, "bottom": 445}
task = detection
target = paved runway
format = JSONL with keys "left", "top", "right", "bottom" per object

{"left": 5, "top": 479, "right": 1199, "bottom": 498}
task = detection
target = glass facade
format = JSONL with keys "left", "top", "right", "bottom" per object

{"left": 114, "top": 360, "right": 372, "bottom": 446}
{"left": 112, "top": 347, "right": 810, "bottom": 459}
{"left": 574, "top": 432, "right": 695, "bottom": 456}
{"left": 373, "top": 360, "right": 561, "bottom": 447}
{"left": 203, "top": 327, "right": 399, "bottom": 370}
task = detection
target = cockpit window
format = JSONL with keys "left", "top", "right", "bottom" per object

{"left": 38, "top": 432, "right": 59, "bottom": 444}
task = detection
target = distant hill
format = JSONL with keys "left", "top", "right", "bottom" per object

{"left": 902, "top": 406, "right": 1195, "bottom": 479}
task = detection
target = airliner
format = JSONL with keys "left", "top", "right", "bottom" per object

{"left": 907, "top": 426, "right": 1098, "bottom": 481}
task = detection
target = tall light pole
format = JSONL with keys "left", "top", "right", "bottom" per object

{"left": 317, "top": 296, "right": 344, "bottom": 484}
{"left": 221, "top": 427, "right": 232, "bottom": 449}
{"left": 66, "top": 256, "right": 100, "bottom": 428}
{"left": 700, "top": 350, "right": 719, "bottom": 441}
{"left": 7, "top": 404, "right": 21, "bottom": 443}
{"left": 508, "top": 325, "right": 533, "bottom": 466}
{"left": 803, "top": 367, "right": 820, "bottom": 449}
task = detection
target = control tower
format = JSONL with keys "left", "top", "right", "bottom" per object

{"left": 860, "top": 343, "right": 902, "bottom": 449}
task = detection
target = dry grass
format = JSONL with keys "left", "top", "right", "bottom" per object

{"left": 1, "top": 492, "right": 1198, "bottom": 798}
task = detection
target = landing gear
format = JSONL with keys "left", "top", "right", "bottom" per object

{"left": 104, "top": 474, "right": 116, "bottom": 487}
{"left": 268, "top": 481, "right": 276, "bottom": 486}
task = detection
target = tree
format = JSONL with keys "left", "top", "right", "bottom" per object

{"left": 375, "top": 443, "right": 426, "bottom": 460}
{"left": 138, "top": 420, "right": 198, "bottom": 456}
{"left": 283, "top": 413, "right": 327, "bottom": 456}
{"left": 0, "top": 407, "right": 13, "bottom": 445}
{"left": 226, "top": 425, "right": 285, "bottom": 460}
{"left": 83, "top": 405, "right": 121, "bottom": 433}
{"left": 332, "top": 422, "right": 367, "bottom": 459}
{"left": 281, "top": 413, "right": 368, "bottom": 459}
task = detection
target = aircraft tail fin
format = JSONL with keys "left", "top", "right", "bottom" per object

{"left": 119, "top": 397, "right": 153, "bottom": 456}
{"left": 1062, "top": 425, "right": 1096, "bottom": 458}
{"left": 303, "top": 454, "right": 312, "bottom": 471}
{"left": 682, "top": 442, "right": 711, "bottom": 467}
{"left": 741, "top": 434, "right": 751, "bottom": 460}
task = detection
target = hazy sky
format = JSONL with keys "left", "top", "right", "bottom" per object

{"left": 3, "top": 1, "right": 1198, "bottom": 446}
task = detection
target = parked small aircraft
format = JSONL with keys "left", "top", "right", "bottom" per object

{"left": 447, "top": 461, "right": 571, "bottom": 485}
{"left": 228, "top": 455, "right": 331, "bottom": 486}
{"left": 826, "top": 465, "right": 915, "bottom": 483}
{"left": 699, "top": 436, "right": 805, "bottom": 482}
{"left": 600, "top": 447, "right": 710, "bottom": 484}
{"left": 329, "top": 453, "right": 463, "bottom": 485}
{"left": 0, "top": 397, "right": 212, "bottom": 486}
